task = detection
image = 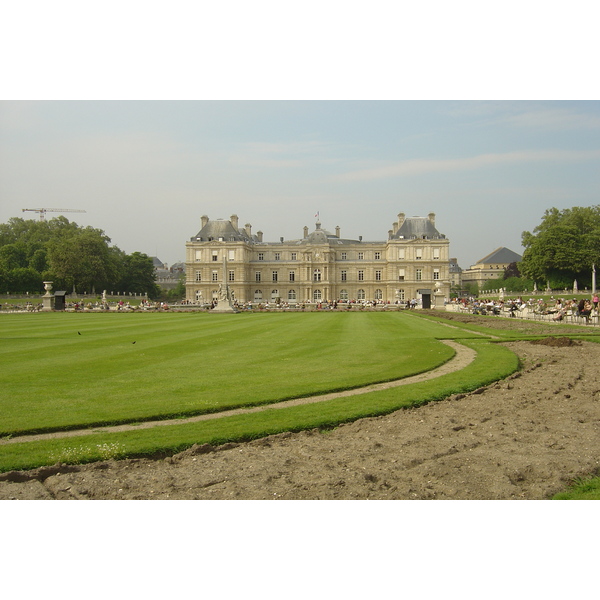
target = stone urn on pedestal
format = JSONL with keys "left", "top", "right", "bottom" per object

{"left": 41, "top": 281, "right": 55, "bottom": 311}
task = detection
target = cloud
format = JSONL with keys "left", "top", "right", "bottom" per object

{"left": 333, "top": 149, "right": 600, "bottom": 182}
{"left": 502, "top": 107, "right": 600, "bottom": 131}
{"left": 227, "top": 140, "right": 341, "bottom": 169}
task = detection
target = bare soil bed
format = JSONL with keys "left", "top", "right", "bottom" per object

{"left": 2, "top": 314, "right": 600, "bottom": 500}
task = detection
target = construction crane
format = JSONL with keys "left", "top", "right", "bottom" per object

{"left": 22, "top": 208, "right": 87, "bottom": 221}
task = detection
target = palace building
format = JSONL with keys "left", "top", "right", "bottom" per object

{"left": 185, "top": 212, "right": 450, "bottom": 306}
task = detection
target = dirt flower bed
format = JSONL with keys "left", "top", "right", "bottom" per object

{"left": 1, "top": 314, "right": 599, "bottom": 500}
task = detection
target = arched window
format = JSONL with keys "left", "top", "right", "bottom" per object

{"left": 212, "top": 289, "right": 219, "bottom": 299}
{"left": 374, "top": 289, "right": 383, "bottom": 300}
{"left": 195, "top": 290, "right": 203, "bottom": 302}
{"left": 339, "top": 289, "right": 348, "bottom": 300}
{"left": 357, "top": 289, "right": 366, "bottom": 300}
{"left": 271, "top": 289, "right": 279, "bottom": 300}
{"left": 288, "top": 289, "right": 296, "bottom": 300}
{"left": 313, "top": 289, "right": 322, "bottom": 301}
{"left": 254, "top": 289, "right": 263, "bottom": 301}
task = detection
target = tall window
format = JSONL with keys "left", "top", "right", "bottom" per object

{"left": 212, "top": 271, "right": 218, "bottom": 281}
{"left": 288, "top": 289, "right": 296, "bottom": 300}
{"left": 212, "top": 251, "right": 218, "bottom": 262}
{"left": 289, "top": 270, "right": 295, "bottom": 282}
{"left": 195, "top": 250, "right": 202, "bottom": 262}
{"left": 228, "top": 250, "right": 235, "bottom": 260}
{"left": 358, "top": 270, "right": 364, "bottom": 281}
{"left": 397, "top": 289, "right": 405, "bottom": 301}
{"left": 415, "top": 248, "right": 422, "bottom": 260}
{"left": 341, "top": 252, "right": 347, "bottom": 260}
{"left": 375, "top": 270, "right": 382, "bottom": 281}
{"left": 341, "top": 270, "right": 347, "bottom": 281}
{"left": 433, "top": 248, "right": 440, "bottom": 260}
{"left": 398, "top": 248, "right": 405, "bottom": 260}
{"left": 272, "top": 271, "right": 278, "bottom": 282}
{"left": 274, "top": 252, "right": 280, "bottom": 261}
{"left": 195, "top": 270, "right": 202, "bottom": 282}
{"left": 229, "top": 270, "right": 235, "bottom": 282}
{"left": 433, "top": 269, "right": 440, "bottom": 280}
{"left": 357, "top": 289, "right": 366, "bottom": 300}
{"left": 398, "top": 268, "right": 405, "bottom": 281}
{"left": 358, "top": 252, "right": 364, "bottom": 260}
{"left": 291, "top": 252, "right": 297, "bottom": 261}
{"left": 258, "top": 252, "right": 264, "bottom": 261}
{"left": 255, "top": 271, "right": 261, "bottom": 282}
{"left": 313, "top": 269, "right": 322, "bottom": 282}
{"left": 313, "top": 289, "right": 322, "bottom": 301}
{"left": 416, "top": 268, "right": 422, "bottom": 281}
{"left": 375, "top": 252, "right": 381, "bottom": 260}
{"left": 374, "top": 289, "right": 383, "bottom": 300}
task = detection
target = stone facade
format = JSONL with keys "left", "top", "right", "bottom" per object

{"left": 185, "top": 213, "right": 451, "bottom": 305}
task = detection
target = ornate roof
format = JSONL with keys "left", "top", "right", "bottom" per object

{"left": 475, "top": 247, "right": 522, "bottom": 265}
{"left": 297, "top": 221, "right": 358, "bottom": 245}
{"left": 191, "top": 218, "right": 255, "bottom": 242}
{"left": 391, "top": 216, "right": 445, "bottom": 240}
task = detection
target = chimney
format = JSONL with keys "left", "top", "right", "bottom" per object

{"left": 335, "top": 226, "right": 340, "bottom": 238}
{"left": 392, "top": 221, "right": 398, "bottom": 234}
{"left": 230, "top": 214, "right": 239, "bottom": 230}
{"left": 257, "top": 230, "right": 263, "bottom": 242}
{"left": 388, "top": 229, "right": 393, "bottom": 239}
{"left": 428, "top": 212, "right": 436, "bottom": 225}
{"left": 245, "top": 223, "right": 252, "bottom": 236}
{"left": 303, "top": 226, "right": 309, "bottom": 239}
{"left": 397, "top": 213, "right": 405, "bottom": 228}
{"left": 201, "top": 215, "right": 209, "bottom": 228}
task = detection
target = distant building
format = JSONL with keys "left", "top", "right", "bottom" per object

{"left": 448, "top": 257, "right": 463, "bottom": 289}
{"left": 184, "top": 212, "right": 452, "bottom": 305}
{"left": 152, "top": 257, "right": 184, "bottom": 290}
{"left": 461, "top": 247, "right": 522, "bottom": 288}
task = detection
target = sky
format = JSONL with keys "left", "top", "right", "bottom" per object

{"left": 1, "top": 100, "right": 600, "bottom": 269}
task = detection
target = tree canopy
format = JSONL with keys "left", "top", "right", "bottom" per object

{"left": 0, "top": 217, "right": 160, "bottom": 297}
{"left": 521, "top": 206, "right": 600, "bottom": 289}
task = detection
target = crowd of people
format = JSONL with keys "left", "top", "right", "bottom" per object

{"left": 448, "top": 294, "right": 600, "bottom": 324}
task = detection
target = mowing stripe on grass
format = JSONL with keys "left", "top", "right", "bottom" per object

{"left": 0, "top": 338, "right": 519, "bottom": 473}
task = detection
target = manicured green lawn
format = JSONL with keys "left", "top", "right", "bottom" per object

{"left": 1, "top": 311, "right": 462, "bottom": 436}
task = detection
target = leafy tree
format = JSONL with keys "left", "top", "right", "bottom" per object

{"left": 481, "top": 276, "right": 533, "bottom": 293}
{"left": 503, "top": 262, "right": 521, "bottom": 279}
{"left": 462, "top": 281, "right": 479, "bottom": 297}
{"left": 0, "top": 216, "right": 161, "bottom": 296}
{"left": 46, "top": 227, "right": 116, "bottom": 293}
{"left": 0, "top": 243, "right": 28, "bottom": 271}
{"left": 7, "top": 267, "right": 43, "bottom": 293}
{"left": 521, "top": 206, "right": 600, "bottom": 288}
{"left": 117, "top": 252, "right": 161, "bottom": 298}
